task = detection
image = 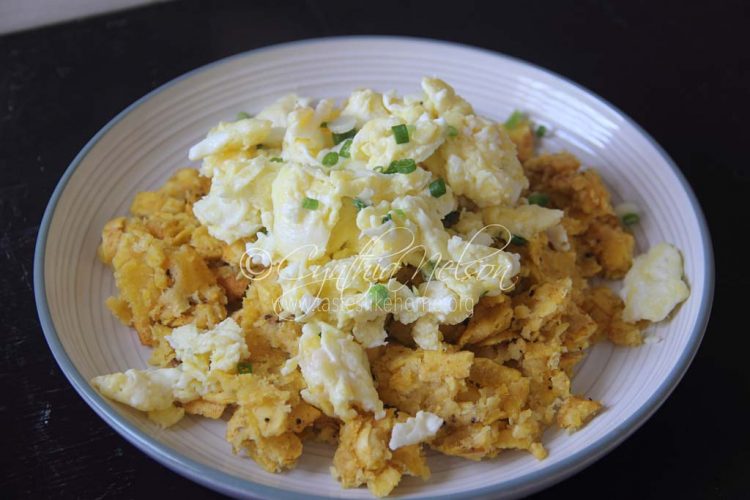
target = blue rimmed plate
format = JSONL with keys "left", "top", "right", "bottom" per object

{"left": 34, "top": 36, "right": 713, "bottom": 499}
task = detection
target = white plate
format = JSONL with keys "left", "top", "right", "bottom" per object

{"left": 34, "top": 36, "right": 713, "bottom": 499}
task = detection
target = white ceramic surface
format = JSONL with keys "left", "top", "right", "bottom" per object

{"left": 35, "top": 37, "right": 713, "bottom": 499}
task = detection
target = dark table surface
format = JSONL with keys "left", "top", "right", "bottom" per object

{"left": 2, "top": 1, "right": 748, "bottom": 498}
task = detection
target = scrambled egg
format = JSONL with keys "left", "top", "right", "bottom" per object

{"left": 389, "top": 411, "right": 444, "bottom": 450}
{"left": 621, "top": 242, "right": 690, "bottom": 322}
{"left": 92, "top": 78, "right": 692, "bottom": 497}
{"left": 91, "top": 367, "right": 181, "bottom": 412}
{"left": 191, "top": 156, "right": 279, "bottom": 243}
{"left": 191, "top": 78, "right": 525, "bottom": 372}
{"left": 483, "top": 204, "right": 563, "bottom": 239}
{"left": 92, "top": 318, "right": 248, "bottom": 425}
{"left": 350, "top": 115, "right": 446, "bottom": 167}
{"left": 284, "top": 321, "right": 385, "bottom": 420}
{"left": 188, "top": 118, "right": 272, "bottom": 163}
{"left": 167, "top": 318, "right": 249, "bottom": 388}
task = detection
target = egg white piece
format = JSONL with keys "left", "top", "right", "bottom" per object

{"left": 621, "top": 242, "right": 690, "bottom": 322}
{"left": 91, "top": 368, "right": 182, "bottom": 412}
{"left": 286, "top": 321, "right": 385, "bottom": 420}
{"left": 389, "top": 411, "right": 444, "bottom": 450}
{"left": 91, "top": 318, "right": 249, "bottom": 421}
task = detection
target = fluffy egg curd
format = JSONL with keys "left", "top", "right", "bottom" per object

{"left": 92, "top": 78, "right": 690, "bottom": 496}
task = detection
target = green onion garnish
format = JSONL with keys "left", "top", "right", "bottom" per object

{"left": 429, "top": 178, "right": 446, "bottom": 198}
{"left": 504, "top": 111, "right": 525, "bottom": 129}
{"left": 256, "top": 144, "right": 264, "bottom": 149}
{"left": 442, "top": 210, "right": 460, "bottom": 228}
{"left": 535, "top": 125, "right": 547, "bottom": 138}
{"left": 527, "top": 193, "right": 549, "bottom": 206}
{"left": 320, "top": 122, "right": 328, "bottom": 128}
{"left": 368, "top": 284, "right": 389, "bottom": 308}
{"left": 237, "top": 361, "right": 253, "bottom": 374}
{"left": 236, "top": 112, "right": 251, "bottom": 120}
{"left": 381, "top": 158, "right": 417, "bottom": 174}
{"left": 510, "top": 234, "right": 527, "bottom": 246}
{"left": 352, "top": 198, "right": 367, "bottom": 211}
{"left": 322, "top": 152, "right": 339, "bottom": 166}
{"left": 302, "top": 197, "right": 319, "bottom": 210}
{"left": 270, "top": 157, "right": 283, "bottom": 163}
{"left": 332, "top": 128, "right": 357, "bottom": 145}
{"left": 394, "top": 208, "right": 406, "bottom": 219}
{"left": 622, "top": 213, "right": 640, "bottom": 226}
{"left": 339, "top": 138, "right": 353, "bottom": 158}
{"left": 382, "top": 213, "right": 392, "bottom": 224}
{"left": 392, "top": 124, "right": 410, "bottom": 144}
{"left": 447, "top": 125, "right": 459, "bottom": 137}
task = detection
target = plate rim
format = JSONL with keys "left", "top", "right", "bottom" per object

{"left": 33, "top": 35, "right": 715, "bottom": 499}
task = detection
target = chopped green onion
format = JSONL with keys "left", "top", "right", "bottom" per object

{"left": 535, "top": 125, "right": 547, "bottom": 138}
{"left": 381, "top": 158, "right": 416, "bottom": 174}
{"left": 374, "top": 166, "right": 385, "bottom": 173}
{"left": 510, "top": 234, "right": 527, "bottom": 246}
{"left": 614, "top": 202, "right": 640, "bottom": 220}
{"left": 527, "top": 193, "right": 549, "bottom": 207}
{"left": 392, "top": 124, "right": 410, "bottom": 144}
{"left": 236, "top": 112, "right": 251, "bottom": 120}
{"left": 339, "top": 138, "right": 353, "bottom": 158}
{"left": 622, "top": 213, "right": 640, "bottom": 226}
{"left": 391, "top": 159, "right": 416, "bottom": 173}
{"left": 381, "top": 209, "right": 406, "bottom": 223}
{"left": 368, "top": 284, "right": 389, "bottom": 308}
{"left": 446, "top": 125, "right": 459, "bottom": 137}
{"left": 270, "top": 157, "right": 283, "bottom": 163}
{"left": 332, "top": 128, "right": 357, "bottom": 145}
{"left": 504, "top": 111, "right": 525, "bottom": 129}
{"left": 320, "top": 122, "right": 328, "bottom": 128}
{"left": 322, "top": 152, "right": 339, "bottom": 166}
{"left": 256, "top": 144, "right": 264, "bottom": 149}
{"left": 302, "top": 197, "right": 319, "bottom": 210}
{"left": 442, "top": 210, "right": 460, "bottom": 228}
{"left": 237, "top": 361, "right": 253, "bottom": 374}
{"left": 352, "top": 198, "right": 367, "bottom": 211}
{"left": 429, "top": 178, "right": 446, "bottom": 198}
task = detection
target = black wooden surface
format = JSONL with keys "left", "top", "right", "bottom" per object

{"left": 1, "top": 1, "right": 748, "bottom": 498}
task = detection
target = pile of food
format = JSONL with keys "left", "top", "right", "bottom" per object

{"left": 91, "top": 78, "right": 689, "bottom": 496}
